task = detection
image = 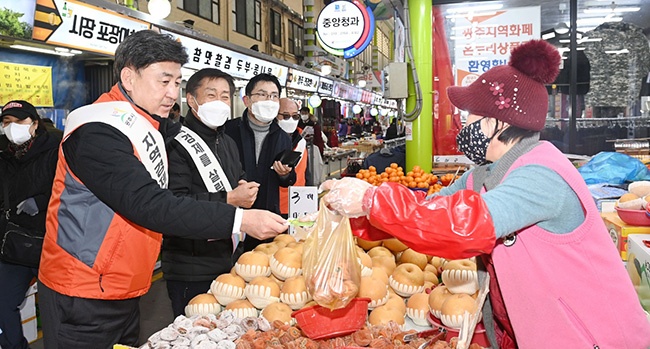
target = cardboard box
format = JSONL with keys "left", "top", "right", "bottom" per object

{"left": 21, "top": 317, "right": 37, "bottom": 343}
{"left": 25, "top": 282, "right": 37, "bottom": 296}
{"left": 19, "top": 294, "right": 36, "bottom": 321}
{"left": 627, "top": 234, "right": 650, "bottom": 312}
{"left": 601, "top": 212, "right": 650, "bottom": 260}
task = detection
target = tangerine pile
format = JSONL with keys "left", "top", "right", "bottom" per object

{"left": 354, "top": 163, "right": 458, "bottom": 195}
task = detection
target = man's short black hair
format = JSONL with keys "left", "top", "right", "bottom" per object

{"left": 186, "top": 68, "right": 236, "bottom": 99}
{"left": 114, "top": 30, "right": 188, "bottom": 83}
{"left": 245, "top": 73, "right": 282, "bottom": 96}
{"left": 171, "top": 103, "right": 180, "bottom": 112}
{"left": 300, "top": 106, "right": 310, "bottom": 113}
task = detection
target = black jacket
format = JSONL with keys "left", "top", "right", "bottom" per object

{"left": 0, "top": 126, "right": 60, "bottom": 235}
{"left": 224, "top": 111, "right": 295, "bottom": 216}
{"left": 62, "top": 86, "right": 239, "bottom": 242}
{"left": 162, "top": 111, "right": 245, "bottom": 282}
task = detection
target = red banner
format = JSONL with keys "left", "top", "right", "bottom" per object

{"left": 433, "top": 6, "right": 462, "bottom": 155}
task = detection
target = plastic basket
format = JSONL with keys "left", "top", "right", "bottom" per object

{"left": 616, "top": 207, "right": 650, "bottom": 226}
{"left": 427, "top": 312, "right": 490, "bottom": 347}
{"left": 292, "top": 298, "right": 370, "bottom": 340}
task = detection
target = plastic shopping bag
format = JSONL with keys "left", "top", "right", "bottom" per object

{"left": 578, "top": 151, "right": 650, "bottom": 185}
{"left": 303, "top": 200, "right": 360, "bottom": 310}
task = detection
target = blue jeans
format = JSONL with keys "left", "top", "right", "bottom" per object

{"left": 0, "top": 261, "right": 38, "bottom": 349}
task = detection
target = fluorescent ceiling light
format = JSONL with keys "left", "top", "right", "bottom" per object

{"left": 584, "top": 6, "right": 640, "bottom": 13}
{"left": 580, "top": 37, "right": 603, "bottom": 43}
{"left": 559, "top": 37, "right": 601, "bottom": 44}
{"left": 10, "top": 44, "right": 75, "bottom": 57}
{"left": 605, "top": 49, "right": 629, "bottom": 54}
{"left": 568, "top": 16, "right": 622, "bottom": 26}
{"left": 542, "top": 32, "right": 556, "bottom": 40}
{"left": 446, "top": 3, "right": 503, "bottom": 14}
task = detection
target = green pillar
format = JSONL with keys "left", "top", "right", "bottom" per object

{"left": 405, "top": 0, "right": 433, "bottom": 173}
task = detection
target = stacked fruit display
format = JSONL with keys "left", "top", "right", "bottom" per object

{"left": 355, "top": 163, "right": 459, "bottom": 195}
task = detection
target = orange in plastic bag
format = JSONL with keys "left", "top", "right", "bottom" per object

{"left": 302, "top": 200, "right": 361, "bottom": 310}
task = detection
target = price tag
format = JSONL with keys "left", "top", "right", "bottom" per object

{"left": 288, "top": 186, "right": 318, "bottom": 236}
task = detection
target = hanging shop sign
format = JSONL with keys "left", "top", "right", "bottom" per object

{"left": 31, "top": 0, "right": 150, "bottom": 55}
{"left": 286, "top": 68, "right": 319, "bottom": 92}
{"left": 451, "top": 6, "right": 540, "bottom": 87}
{"left": 313, "top": 55, "right": 347, "bottom": 78}
{"left": 164, "top": 31, "right": 288, "bottom": 86}
{"left": 318, "top": 77, "right": 334, "bottom": 96}
{"left": 0, "top": 62, "right": 53, "bottom": 107}
{"left": 315, "top": 0, "right": 375, "bottom": 59}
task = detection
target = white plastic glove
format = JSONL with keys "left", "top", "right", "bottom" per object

{"left": 320, "top": 177, "right": 374, "bottom": 217}
{"left": 16, "top": 197, "right": 39, "bottom": 216}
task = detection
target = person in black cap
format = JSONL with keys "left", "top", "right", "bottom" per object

{"left": 0, "top": 100, "right": 61, "bottom": 349}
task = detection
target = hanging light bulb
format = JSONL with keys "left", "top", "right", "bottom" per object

{"left": 370, "top": 107, "right": 378, "bottom": 116}
{"left": 320, "top": 65, "right": 332, "bottom": 76}
{"left": 308, "top": 94, "right": 322, "bottom": 108}
{"left": 148, "top": 0, "right": 171, "bottom": 19}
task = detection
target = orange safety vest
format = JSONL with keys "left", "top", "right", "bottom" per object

{"left": 38, "top": 85, "right": 164, "bottom": 300}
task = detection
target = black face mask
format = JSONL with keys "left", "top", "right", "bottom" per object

{"left": 456, "top": 118, "right": 493, "bottom": 165}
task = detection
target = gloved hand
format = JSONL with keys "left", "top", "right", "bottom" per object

{"left": 320, "top": 177, "right": 375, "bottom": 218}
{"left": 16, "top": 197, "right": 39, "bottom": 216}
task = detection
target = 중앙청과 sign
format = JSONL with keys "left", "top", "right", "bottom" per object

{"left": 315, "top": 0, "right": 374, "bottom": 59}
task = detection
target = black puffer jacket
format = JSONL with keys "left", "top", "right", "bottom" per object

{"left": 224, "top": 111, "right": 295, "bottom": 214}
{"left": 162, "top": 111, "right": 245, "bottom": 282}
{"left": 0, "top": 126, "right": 61, "bottom": 235}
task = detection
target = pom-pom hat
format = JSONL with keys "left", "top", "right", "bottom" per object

{"left": 447, "top": 40, "right": 561, "bottom": 131}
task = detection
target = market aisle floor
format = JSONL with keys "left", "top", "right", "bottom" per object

{"left": 30, "top": 272, "right": 174, "bottom": 349}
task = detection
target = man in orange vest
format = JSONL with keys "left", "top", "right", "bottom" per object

{"left": 37, "top": 30, "right": 287, "bottom": 348}
{"left": 277, "top": 98, "right": 307, "bottom": 217}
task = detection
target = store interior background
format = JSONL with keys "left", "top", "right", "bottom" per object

{"left": 2, "top": 0, "right": 650, "bottom": 158}
{"left": 437, "top": 0, "right": 650, "bottom": 156}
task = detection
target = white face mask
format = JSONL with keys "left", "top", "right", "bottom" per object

{"left": 300, "top": 113, "right": 310, "bottom": 121}
{"left": 3, "top": 122, "right": 33, "bottom": 145}
{"left": 251, "top": 100, "right": 280, "bottom": 123}
{"left": 278, "top": 118, "right": 299, "bottom": 134}
{"left": 194, "top": 97, "right": 231, "bottom": 129}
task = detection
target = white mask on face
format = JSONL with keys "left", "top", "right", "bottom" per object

{"left": 3, "top": 122, "right": 33, "bottom": 145}
{"left": 193, "top": 97, "right": 231, "bottom": 129}
{"left": 300, "top": 113, "right": 309, "bottom": 121}
{"left": 251, "top": 100, "right": 280, "bottom": 123}
{"left": 278, "top": 118, "right": 299, "bottom": 133}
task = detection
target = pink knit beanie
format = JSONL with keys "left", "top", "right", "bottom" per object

{"left": 447, "top": 40, "right": 561, "bottom": 131}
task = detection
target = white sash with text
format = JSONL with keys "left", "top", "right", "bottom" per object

{"left": 63, "top": 101, "right": 168, "bottom": 188}
{"left": 174, "top": 126, "right": 232, "bottom": 192}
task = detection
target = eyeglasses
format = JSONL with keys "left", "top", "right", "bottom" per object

{"left": 278, "top": 113, "right": 300, "bottom": 120}
{"left": 250, "top": 92, "right": 280, "bottom": 101}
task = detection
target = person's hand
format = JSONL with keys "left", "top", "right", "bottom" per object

{"left": 16, "top": 197, "right": 38, "bottom": 216}
{"left": 227, "top": 180, "right": 260, "bottom": 208}
{"left": 272, "top": 161, "right": 292, "bottom": 176}
{"left": 240, "top": 209, "right": 287, "bottom": 240}
{"left": 320, "top": 177, "right": 374, "bottom": 217}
